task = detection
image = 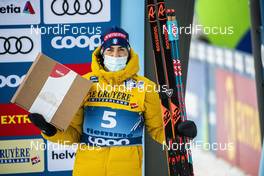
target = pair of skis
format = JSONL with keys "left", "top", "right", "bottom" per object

{"left": 147, "top": 0, "right": 193, "bottom": 175}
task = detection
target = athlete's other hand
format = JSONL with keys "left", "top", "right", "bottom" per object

{"left": 176, "top": 120, "right": 197, "bottom": 139}
{"left": 28, "top": 113, "right": 57, "bottom": 136}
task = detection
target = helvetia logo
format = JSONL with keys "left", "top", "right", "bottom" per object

{"left": 23, "top": 1, "right": 35, "bottom": 14}
{"left": 0, "top": 1, "right": 35, "bottom": 15}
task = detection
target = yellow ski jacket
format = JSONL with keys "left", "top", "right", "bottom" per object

{"left": 42, "top": 47, "right": 165, "bottom": 176}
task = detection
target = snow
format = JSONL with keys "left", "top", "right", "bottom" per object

{"left": 192, "top": 149, "right": 249, "bottom": 176}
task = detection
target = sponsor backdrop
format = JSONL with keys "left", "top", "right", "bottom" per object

{"left": 187, "top": 41, "right": 262, "bottom": 175}
{"left": 0, "top": 0, "right": 121, "bottom": 175}
{"left": 185, "top": 55, "right": 208, "bottom": 143}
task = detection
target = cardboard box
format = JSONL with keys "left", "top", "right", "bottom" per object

{"left": 11, "top": 53, "right": 92, "bottom": 131}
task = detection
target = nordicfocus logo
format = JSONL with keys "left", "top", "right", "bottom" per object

{"left": 0, "top": 37, "right": 33, "bottom": 55}
{"left": 0, "top": 1, "right": 35, "bottom": 14}
{"left": 51, "top": 35, "right": 101, "bottom": 50}
{"left": 0, "top": 75, "right": 25, "bottom": 88}
{"left": 51, "top": 0, "right": 103, "bottom": 16}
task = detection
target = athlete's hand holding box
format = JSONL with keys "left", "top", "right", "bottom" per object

{"left": 11, "top": 53, "right": 92, "bottom": 131}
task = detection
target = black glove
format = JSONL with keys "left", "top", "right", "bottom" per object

{"left": 176, "top": 120, "right": 197, "bottom": 139}
{"left": 28, "top": 113, "right": 57, "bottom": 136}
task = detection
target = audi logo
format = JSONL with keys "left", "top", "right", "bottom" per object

{"left": 0, "top": 36, "right": 33, "bottom": 55}
{"left": 51, "top": 0, "right": 103, "bottom": 16}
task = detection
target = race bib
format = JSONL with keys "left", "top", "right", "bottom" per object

{"left": 81, "top": 106, "right": 144, "bottom": 147}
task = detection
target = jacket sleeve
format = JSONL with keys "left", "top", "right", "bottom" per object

{"left": 41, "top": 105, "right": 84, "bottom": 145}
{"left": 143, "top": 80, "right": 165, "bottom": 144}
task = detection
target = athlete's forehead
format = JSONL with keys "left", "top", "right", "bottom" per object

{"left": 105, "top": 45, "right": 126, "bottom": 49}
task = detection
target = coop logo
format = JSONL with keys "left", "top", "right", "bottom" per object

{"left": 88, "top": 136, "right": 130, "bottom": 146}
{"left": 0, "top": 36, "right": 33, "bottom": 55}
{"left": 51, "top": 0, "right": 103, "bottom": 16}
{"left": 0, "top": 75, "right": 25, "bottom": 88}
{"left": 51, "top": 35, "right": 101, "bottom": 50}
{"left": 0, "top": 1, "right": 35, "bottom": 15}
{"left": 0, "top": 139, "right": 44, "bottom": 174}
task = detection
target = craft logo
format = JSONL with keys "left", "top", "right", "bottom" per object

{"left": 0, "top": 1, "right": 35, "bottom": 15}
{"left": 0, "top": 139, "right": 44, "bottom": 174}
{"left": 90, "top": 76, "right": 99, "bottom": 83}
{"left": 124, "top": 78, "right": 137, "bottom": 89}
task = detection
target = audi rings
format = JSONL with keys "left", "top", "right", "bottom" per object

{"left": 0, "top": 36, "right": 33, "bottom": 55}
{"left": 51, "top": 0, "right": 103, "bottom": 16}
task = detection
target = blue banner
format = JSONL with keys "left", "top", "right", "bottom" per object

{"left": 82, "top": 106, "right": 144, "bottom": 147}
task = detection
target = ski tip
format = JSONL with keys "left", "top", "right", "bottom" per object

{"left": 171, "top": 9, "right": 176, "bottom": 16}
{"left": 166, "top": 9, "right": 171, "bottom": 16}
{"left": 166, "top": 9, "right": 176, "bottom": 17}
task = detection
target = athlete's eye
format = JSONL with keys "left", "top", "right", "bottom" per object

{"left": 118, "top": 48, "right": 126, "bottom": 52}
{"left": 105, "top": 48, "right": 113, "bottom": 52}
